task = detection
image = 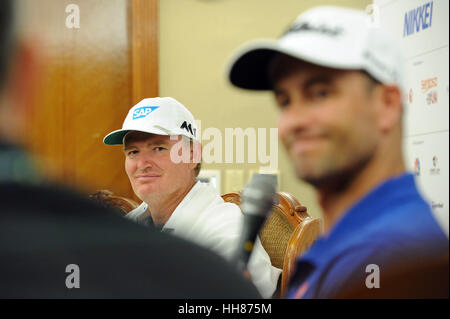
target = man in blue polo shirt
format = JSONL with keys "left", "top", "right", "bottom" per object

{"left": 226, "top": 6, "right": 448, "bottom": 298}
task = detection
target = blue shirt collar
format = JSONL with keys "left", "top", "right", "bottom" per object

{"left": 298, "top": 172, "right": 419, "bottom": 268}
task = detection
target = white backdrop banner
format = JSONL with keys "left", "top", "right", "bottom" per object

{"left": 373, "top": 0, "right": 449, "bottom": 236}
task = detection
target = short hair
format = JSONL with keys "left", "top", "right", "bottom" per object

{"left": 0, "top": 0, "right": 15, "bottom": 91}
{"left": 361, "top": 70, "right": 382, "bottom": 90}
{"left": 268, "top": 53, "right": 382, "bottom": 92}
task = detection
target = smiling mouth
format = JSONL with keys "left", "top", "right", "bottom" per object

{"left": 135, "top": 175, "right": 161, "bottom": 180}
{"left": 289, "top": 137, "right": 325, "bottom": 153}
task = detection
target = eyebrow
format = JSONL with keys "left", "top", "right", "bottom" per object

{"left": 123, "top": 139, "right": 170, "bottom": 151}
{"left": 303, "top": 75, "right": 333, "bottom": 89}
{"left": 123, "top": 145, "right": 136, "bottom": 152}
{"left": 274, "top": 74, "right": 334, "bottom": 96}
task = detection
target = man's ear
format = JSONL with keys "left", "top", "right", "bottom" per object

{"left": 189, "top": 141, "right": 202, "bottom": 169}
{"left": 375, "top": 84, "right": 403, "bottom": 134}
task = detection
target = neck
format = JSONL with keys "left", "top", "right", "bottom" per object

{"left": 146, "top": 179, "right": 197, "bottom": 227}
{"left": 317, "top": 141, "right": 405, "bottom": 234}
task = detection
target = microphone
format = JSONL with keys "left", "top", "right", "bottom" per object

{"left": 234, "top": 174, "right": 277, "bottom": 272}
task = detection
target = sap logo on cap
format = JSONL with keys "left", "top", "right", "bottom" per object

{"left": 132, "top": 106, "right": 159, "bottom": 120}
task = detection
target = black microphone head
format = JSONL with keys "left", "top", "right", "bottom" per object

{"left": 241, "top": 174, "right": 277, "bottom": 218}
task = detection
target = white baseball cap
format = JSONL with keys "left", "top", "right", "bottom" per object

{"left": 227, "top": 6, "right": 405, "bottom": 93}
{"left": 103, "top": 97, "right": 199, "bottom": 145}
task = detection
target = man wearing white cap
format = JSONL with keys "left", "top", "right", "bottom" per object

{"left": 227, "top": 6, "right": 448, "bottom": 298}
{"left": 104, "top": 97, "right": 281, "bottom": 298}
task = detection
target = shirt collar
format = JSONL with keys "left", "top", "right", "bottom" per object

{"left": 134, "top": 181, "right": 210, "bottom": 232}
{"left": 162, "top": 180, "right": 215, "bottom": 232}
{"left": 298, "top": 172, "right": 418, "bottom": 268}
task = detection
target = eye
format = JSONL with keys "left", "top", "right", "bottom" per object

{"left": 154, "top": 146, "right": 166, "bottom": 152}
{"left": 309, "top": 85, "right": 331, "bottom": 100}
{"left": 275, "top": 93, "right": 290, "bottom": 109}
{"left": 315, "top": 89, "right": 329, "bottom": 98}
{"left": 126, "top": 150, "right": 139, "bottom": 157}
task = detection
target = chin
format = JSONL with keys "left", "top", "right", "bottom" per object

{"left": 297, "top": 170, "right": 320, "bottom": 184}
{"left": 294, "top": 162, "right": 329, "bottom": 186}
{"left": 136, "top": 185, "right": 160, "bottom": 199}
{"left": 293, "top": 158, "right": 316, "bottom": 177}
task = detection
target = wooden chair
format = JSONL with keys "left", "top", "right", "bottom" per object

{"left": 222, "top": 191, "right": 323, "bottom": 298}
{"left": 90, "top": 189, "right": 322, "bottom": 297}
{"left": 89, "top": 190, "right": 138, "bottom": 215}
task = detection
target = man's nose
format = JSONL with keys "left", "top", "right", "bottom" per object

{"left": 136, "top": 152, "right": 154, "bottom": 169}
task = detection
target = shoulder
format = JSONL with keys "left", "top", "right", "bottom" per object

{"left": 125, "top": 202, "right": 147, "bottom": 221}
{"left": 179, "top": 191, "right": 243, "bottom": 253}
{"left": 314, "top": 239, "right": 448, "bottom": 298}
{"left": 0, "top": 181, "right": 111, "bottom": 217}
{"left": 313, "top": 229, "right": 447, "bottom": 298}
{"left": 0, "top": 182, "right": 261, "bottom": 298}
{"left": 366, "top": 198, "right": 448, "bottom": 253}
{"left": 199, "top": 197, "right": 243, "bottom": 230}
{"left": 310, "top": 213, "right": 447, "bottom": 298}
{"left": 193, "top": 184, "right": 243, "bottom": 223}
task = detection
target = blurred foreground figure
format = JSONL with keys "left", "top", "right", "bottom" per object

{"left": 0, "top": 1, "right": 260, "bottom": 298}
{"left": 227, "top": 6, "right": 448, "bottom": 298}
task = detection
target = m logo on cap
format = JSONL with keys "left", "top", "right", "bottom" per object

{"left": 132, "top": 106, "right": 159, "bottom": 120}
{"left": 180, "top": 121, "right": 196, "bottom": 137}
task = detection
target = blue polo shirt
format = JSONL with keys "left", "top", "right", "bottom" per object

{"left": 288, "top": 173, "right": 448, "bottom": 298}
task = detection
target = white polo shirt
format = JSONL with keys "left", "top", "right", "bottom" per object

{"left": 126, "top": 181, "right": 281, "bottom": 298}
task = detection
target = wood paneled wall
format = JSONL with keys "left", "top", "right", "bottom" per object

{"left": 20, "top": 0, "right": 158, "bottom": 200}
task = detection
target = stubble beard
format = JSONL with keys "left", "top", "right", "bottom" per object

{"left": 293, "top": 149, "right": 375, "bottom": 195}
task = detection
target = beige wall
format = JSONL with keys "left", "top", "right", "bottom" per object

{"left": 159, "top": 0, "right": 371, "bottom": 218}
